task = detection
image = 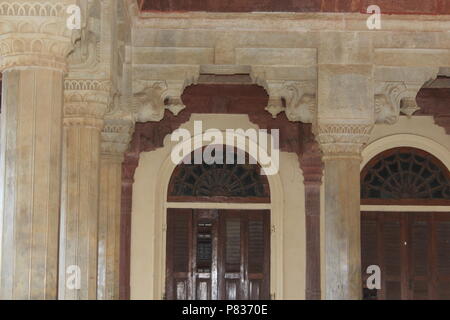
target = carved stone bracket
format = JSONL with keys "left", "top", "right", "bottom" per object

{"left": 251, "top": 73, "right": 316, "bottom": 123}
{"left": 374, "top": 81, "right": 423, "bottom": 124}
{"left": 374, "top": 66, "right": 440, "bottom": 124}
{"left": 132, "top": 76, "right": 199, "bottom": 122}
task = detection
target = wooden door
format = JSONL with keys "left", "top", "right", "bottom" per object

{"left": 218, "top": 210, "right": 270, "bottom": 300}
{"left": 165, "top": 209, "right": 270, "bottom": 300}
{"left": 361, "top": 212, "right": 450, "bottom": 300}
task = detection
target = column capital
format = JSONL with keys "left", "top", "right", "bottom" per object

{"left": 314, "top": 122, "right": 373, "bottom": 160}
{"left": 64, "top": 79, "right": 112, "bottom": 129}
{"left": 100, "top": 119, "right": 134, "bottom": 159}
{"left": 0, "top": 1, "right": 77, "bottom": 72}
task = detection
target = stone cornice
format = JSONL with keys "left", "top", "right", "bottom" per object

{"left": 0, "top": 1, "right": 77, "bottom": 72}
{"left": 134, "top": 12, "right": 450, "bottom": 33}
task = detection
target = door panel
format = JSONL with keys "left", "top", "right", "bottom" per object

{"left": 166, "top": 208, "right": 270, "bottom": 300}
{"left": 361, "top": 211, "right": 450, "bottom": 300}
{"left": 166, "top": 209, "right": 193, "bottom": 300}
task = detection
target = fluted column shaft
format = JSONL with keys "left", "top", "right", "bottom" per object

{"left": 315, "top": 124, "right": 373, "bottom": 300}
{"left": 0, "top": 1, "right": 74, "bottom": 299}
{"left": 97, "top": 119, "right": 133, "bottom": 300}
{"left": 58, "top": 85, "right": 109, "bottom": 300}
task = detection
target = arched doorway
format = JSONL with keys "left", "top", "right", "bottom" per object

{"left": 360, "top": 147, "right": 450, "bottom": 300}
{"left": 165, "top": 147, "right": 271, "bottom": 300}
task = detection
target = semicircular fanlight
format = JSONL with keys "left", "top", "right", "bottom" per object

{"left": 168, "top": 148, "right": 269, "bottom": 201}
{"left": 361, "top": 148, "right": 450, "bottom": 200}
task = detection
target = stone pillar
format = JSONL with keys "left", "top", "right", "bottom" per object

{"left": 0, "top": 2, "right": 74, "bottom": 299}
{"left": 315, "top": 124, "right": 372, "bottom": 300}
{"left": 316, "top": 33, "right": 374, "bottom": 300}
{"left": 97, "top": 119, "right": 133, "bottom": 300}
{"left": 299, "top": 127, "right": 323, "bottom": 300}
{"left": 58, "top": 81, "right": 110, "bottom": 299}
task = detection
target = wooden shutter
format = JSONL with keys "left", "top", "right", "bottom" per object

{"left": 166, "top": 208, "right": 193, "bottom": 300}
{"left": 218, "top": 210, "right": 270, "bottom": 300}
{"left": 247, "top": 211, "right": 270, "bottom": 300}
{"left": 362, "top": 212, "right": 450, "bottom": 300}
{"left": 383, "top": 215, "right": 403, "bottom": 300}
{"left": 219, "top": 211, "right": 243, "bottom": 300}
{"left": 408, "top": 214, "right": 430, "bottom": 299}
{"left": 361, "top": 212, "right": 379, "bottom": 299}
{"left": 435, "top": 216, "right": 450, "bottom": 299}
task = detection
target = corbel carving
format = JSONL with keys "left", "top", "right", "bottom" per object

{"left": 251, "top": 74, "right": 316, "bottom": 123}
{"left": 132, "top": 76, "right": 198, "bottom": 122}
{"left": 374, "top": 81, "right": 422, "bottom": 124}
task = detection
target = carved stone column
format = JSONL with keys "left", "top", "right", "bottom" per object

{"left": 0, "top": 1, "right": 74, "bottom": 299}
{"left": 58, "top": 81, "right": 110, "bottom": 299}
{"left": 315, "top": 123, "right": 372, "bottom": 300}
{"left": 97, "top": 119, "right": 133, "bottom": 300}
{"left": 316, "top": 32, "right": 375, "bottom": 300}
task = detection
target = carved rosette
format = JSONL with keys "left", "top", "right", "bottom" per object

{"left": 64, "top": 79, "right": 111, "bottom": 129}
{"left": 314, "top": 123, "right": 373, "bottom": 160}
{"left": 0, "top": 1, "right": 77, "bottom": 72}
{"left": 101, "top": 119, "right": 134, "bottom": 160}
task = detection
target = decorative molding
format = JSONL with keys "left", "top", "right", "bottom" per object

{"left": 0, "top": 1, "right": 76, "bottom": 71}
{"left": 0, "top": 2, "right": 68, "bottom": 17}
{"left": 64, "top": 79, "right": 112, "bottom": 128}
{"left": 314, "top": 123, "right": 373, "bottom": 158}
{"left": 101, "top": 118, "right": 135, "bottom": 156}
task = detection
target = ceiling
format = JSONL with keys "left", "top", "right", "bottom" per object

{"left": 138, "top": 0, "right": 450, "bottom": 14}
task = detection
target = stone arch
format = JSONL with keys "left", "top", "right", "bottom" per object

{"left": 129, "top": 114, "right": 287, "bottom": 299}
